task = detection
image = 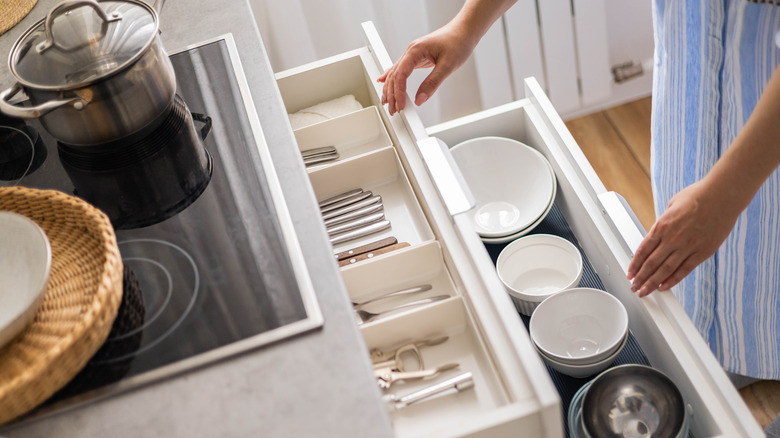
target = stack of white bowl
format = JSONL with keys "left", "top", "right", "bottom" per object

{"left": 450, "top": 137, "right": 557, "bottom": 244}
{"left": 529, "top": 288, "right": 629, "bottom": 378}
{"left": 496, "top": 234, "right": 584, "bottom": 315}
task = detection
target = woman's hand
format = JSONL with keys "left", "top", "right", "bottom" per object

{"left": 377, "top": 24, "right": 477, "bottom": 115}
{"left": 377, "top": 0, "right": 518, "bottom": 115}
{"left": 627, "top": 179, "right": 741, "bottom": 297}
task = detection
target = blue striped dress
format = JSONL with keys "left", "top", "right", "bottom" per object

{"left": 652, "top": 0, "right": 780, "bottom": 380}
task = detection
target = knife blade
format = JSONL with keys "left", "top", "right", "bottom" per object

{"left": 320, "top": 190, "right": 373, "bottom": 214}
{"left": 324, "top": 202, "right": 383, "bottom": 228}
{"left": 322, "top": 195, "right": 381, "bottom": 221}
{"left": 318, "top": 188, "right": 363, "bottom": 208}
{"left": 330, "top": 220, "right": 390, "bottom": 246}
{"left": 327, "top": 211, "right": 385, "bottom": 237}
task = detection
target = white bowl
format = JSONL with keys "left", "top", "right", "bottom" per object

{"left": 0, "top": 211, "right": 51, "bottom": 348}
{"left": 451, "top": 137, "right": 555, "bottom": 238}
{"left": 479, "top": 156, "right": 557, "bottom": 244}
{"left": 496, "top": 234, "right": 583, "bottom": 315}
{"left": 530, "top": 288, "right": 628, "bottom": 365}
{"left": 534, "top": 330, "right": 628, "bottom": 378}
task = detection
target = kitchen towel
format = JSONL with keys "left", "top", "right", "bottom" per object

{"left": 288, "top": 94, "right": 363, "bottom": 130}
{"left": 0, "top": 0, "right": 38, "bottom": 36}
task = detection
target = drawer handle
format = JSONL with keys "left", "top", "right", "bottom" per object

{"left": 416, "top": 137, "right": 475, "bottom": 216}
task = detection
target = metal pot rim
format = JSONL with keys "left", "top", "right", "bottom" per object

{"left": 7, "top": 0, "right": 160, "bottom": 92}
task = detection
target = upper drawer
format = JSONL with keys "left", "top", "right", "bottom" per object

{"left": 274, "top": 21, "right": 762, "bottom": 438}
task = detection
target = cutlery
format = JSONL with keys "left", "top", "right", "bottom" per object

{"left": 301, "top": 145, "right": 337, "bottom": 159}
{"left": 329, "top": 220, "right": 390, "bottom": 246}
{"left": 352, "top": 284, "right": 433, "bottom": 309}
{"left": 322, "top": 195, "right": 382, "bottom": 221}
{"left": 375, "top": 362, "right": 460, "bottom": 389}
{"left": 355, "top": 294, "right": 450, "bottom": 324}
{"left": 337, "top": 242, "right": 409, "bottom": 267}
{"left": 304, "top": 153, "right": 339, "bottom": 167}
{"left": 383, "top": 372, "right": 475, "bottom": 411}
{"left": 327, "top": 212, "right": 385, "bottom": 237}
{"left": 334, "top": 236, "right": 398, "bottom": 261}
{"left": 324, "top": 202, "right": 383, "bottom": 228}
{"left": 319, "top": 188, "right": 363, "bottom": 208}
{"left": 320, "top": 190, "right": 373, "bottom": 214}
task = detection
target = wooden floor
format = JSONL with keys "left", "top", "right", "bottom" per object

{"left": 565, "top": 96, "right": 779, "bottom": 431}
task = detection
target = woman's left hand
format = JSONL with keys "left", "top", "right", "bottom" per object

{"left": 627, "top": 179, "right": 740, "bottom": 297}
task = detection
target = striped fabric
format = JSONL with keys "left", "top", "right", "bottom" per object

{"left": 652, "top": 0, "right": 780, "bottom": 380}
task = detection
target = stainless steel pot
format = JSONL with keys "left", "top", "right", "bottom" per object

{"left": 0, "top": 0, "right": 175, "bottom": 147}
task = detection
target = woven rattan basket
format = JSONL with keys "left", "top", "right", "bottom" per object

{"left": 0, "top": 186, "right": 123, "bottom": 425}
{"left": 0, "top": 0, "right": 38, "bottom": 36}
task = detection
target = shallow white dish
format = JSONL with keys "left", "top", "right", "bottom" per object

{"left": 451, "top": 136, "right": 556, "bottom": 238}
{"left": 534, "top": 331, "right": 627, "bottom": 378}
{"left": 0, "top": 211, "right": 51, "bottom": 349}
{"left": 496, "top": 234, "right": 583, "bottom": 314}
{"left": 530, "top": 288, "right": 628, "bottom": 365}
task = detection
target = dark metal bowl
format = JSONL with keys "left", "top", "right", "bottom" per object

{"left": 582, "top": 364, "right": 686, "bottom": 438}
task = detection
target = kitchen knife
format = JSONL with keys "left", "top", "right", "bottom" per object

{"left": 327, "top": 212, "right": 385, "bottom": 237}
{"left": 334, "top": 236, "right": 398, "bottom": 261}
{"left": 318, "top": 188, "right": 363, "bottom": 208}
{"left": 338, "top": 242, "right": 410, "bottom": 267}
{"left": 329, "top": 220, "right": 390, "bottom": 246}
{"left": 324, "top": 202, "right": 383, "bottom": 228}
{"left": 320, "top": 190, "right": 373, "bottom": 214}
{"left": 321, "top": 195, "right": 381, "bottom": 221}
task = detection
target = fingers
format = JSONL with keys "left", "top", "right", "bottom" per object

{"left": 627, "top": 230, "right": 661, "bottom": 280}
{"left": 657, "top": 256, "right": 699, "bottom": 291}
{"left": 634, "top": 250, "right": 685, "bottom": 297}
{"left": 415, "top": 65, "right": 448, "bottom": 106}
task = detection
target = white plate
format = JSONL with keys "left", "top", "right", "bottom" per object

{"left": 451, "top": 137, "right": 556, "bottom": 238}
{"left": 0, "top": 211, "right": 51, "bottom": 349}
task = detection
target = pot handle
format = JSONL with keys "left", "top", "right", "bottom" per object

{"left": 192, "top": 113, "right": 212, "bottom": 140}
{"left": 0, "top": 84, "right": 86, "bottom": 119}
{"left": 37, "top": 0, "right": 123, "bottom": 54}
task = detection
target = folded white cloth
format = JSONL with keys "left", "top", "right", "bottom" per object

{"left": 288, "top": 94, "right": 363, "bottom": 130}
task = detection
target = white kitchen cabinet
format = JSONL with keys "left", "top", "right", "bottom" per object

{"left": 273, "top": 22, "right": 762, "bottom": 438}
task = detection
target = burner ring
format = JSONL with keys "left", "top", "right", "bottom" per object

{"left": 0, "top": 125, "right": 36, "bottom": 184}
{"left": 92, "top": 238, "right": 200, "bottom": 364}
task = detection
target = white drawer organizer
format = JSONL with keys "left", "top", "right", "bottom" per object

{"left": 274, "top": 22, "right": 763, "bottom": 438}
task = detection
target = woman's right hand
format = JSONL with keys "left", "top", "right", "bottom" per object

{"left": 377, "top": 24, "right": 478, "bottom": 115}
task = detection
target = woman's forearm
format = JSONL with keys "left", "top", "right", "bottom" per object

{"left": 448, "top": 0, "right": 518, "bottom": 48}
{"left": 703, "top": 65, "right": 780, "bottom": 210}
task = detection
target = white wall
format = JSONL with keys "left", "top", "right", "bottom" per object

{"left": 249, "top": 0, "right": 654, "bottom": 124}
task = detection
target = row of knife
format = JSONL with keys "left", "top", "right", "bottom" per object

{"left": 319, "top": 187, "right": 391, "bottom": 246}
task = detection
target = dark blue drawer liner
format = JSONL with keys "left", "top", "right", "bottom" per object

{"left": 483, "top": 203, "right": 693, "bottom": 438}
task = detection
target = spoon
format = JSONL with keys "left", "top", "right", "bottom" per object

{"left": 355, "top": 294, "right": 450, "bottom": 324}
{"left": 352, "top": 284, "right": 433, "bottom": 310}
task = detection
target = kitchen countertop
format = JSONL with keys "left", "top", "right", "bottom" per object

{"left": 0, "top": 1, "right": 394, "bottom": 437}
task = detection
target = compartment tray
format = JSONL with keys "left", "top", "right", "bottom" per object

{"left": 483, "top": 204, "right": 695, "bottom": 438}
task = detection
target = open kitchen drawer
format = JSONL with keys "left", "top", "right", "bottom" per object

{"left": 273, "top": 22, "right": 763, "bottom": 438}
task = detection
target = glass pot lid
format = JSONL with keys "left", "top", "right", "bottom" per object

{"left": 9, "top": 0, "right": 159, "bottom": 90}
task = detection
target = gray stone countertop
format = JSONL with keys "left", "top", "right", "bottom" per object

{"left": 0, "top": 1, "right": 393, "bottom": 436}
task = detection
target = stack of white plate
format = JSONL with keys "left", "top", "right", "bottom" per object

{"left": 450, "top": 136, "right": 557, "bottom": 244}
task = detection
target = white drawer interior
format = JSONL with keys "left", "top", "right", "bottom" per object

{"left": 307, "top": 147, "right": 434, "bottom": 254}
{"left": 294, "top": 106, "right": 392, "bottom": 169}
